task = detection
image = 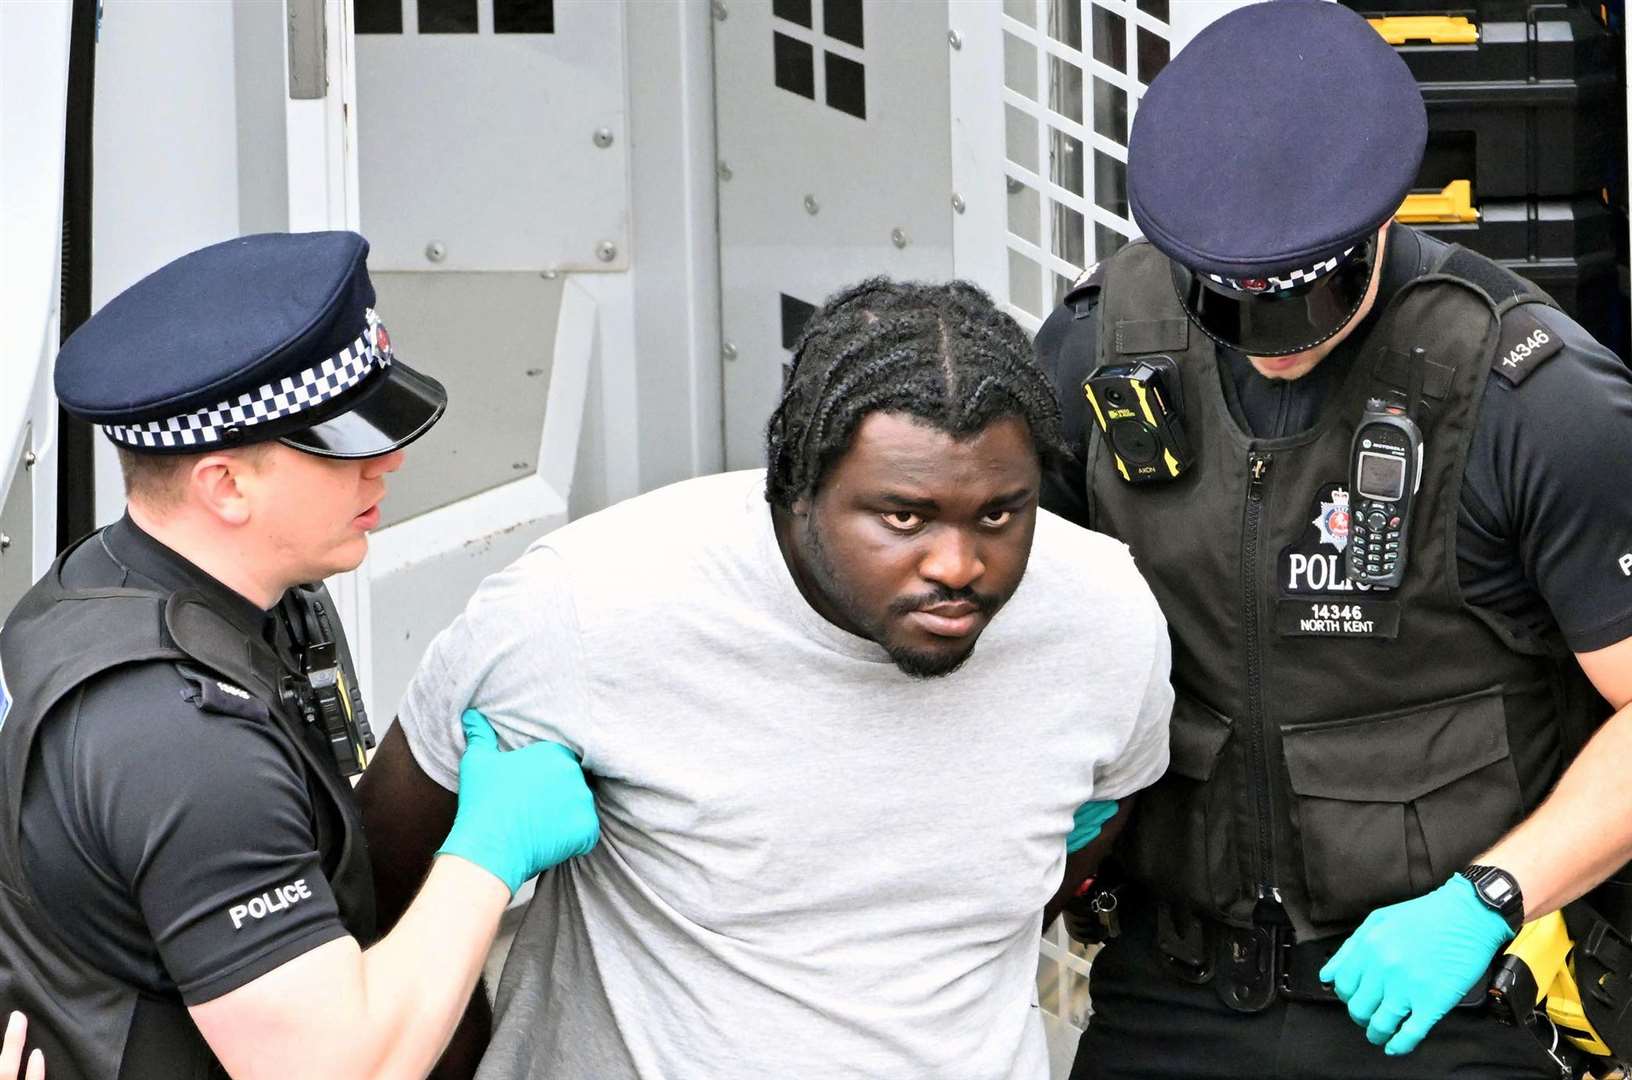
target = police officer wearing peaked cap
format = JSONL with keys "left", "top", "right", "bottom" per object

{"left": 0, "top": 231, "right": 602, "bottom": 1078}
{"left": 1033, "top": 2, "right": 1632, "bottom": 1076}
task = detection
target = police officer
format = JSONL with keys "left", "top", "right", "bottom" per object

{"left": 0, "top": 232, "right": 600, "bottom": 1078}
{"left": 1035, "top": 3, "right": 1632, "bottom": 1076}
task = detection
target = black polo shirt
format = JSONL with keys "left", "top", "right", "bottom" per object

{"left": 17, "top": 517, "right": 349, "bottom": 1005}
{"left": 1036, "top": 224, "right": 1632, "bottom": 656}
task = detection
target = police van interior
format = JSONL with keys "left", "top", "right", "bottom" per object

{"left": 1, "top": 0, "right": 1629, "bottom": 1074}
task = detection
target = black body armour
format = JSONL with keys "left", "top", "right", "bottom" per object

{"left": 1081, "top": 241, "right": 1604, "bottom": 948}
{"left": 0, "top": 539, "right": 376, "bottom": 1079}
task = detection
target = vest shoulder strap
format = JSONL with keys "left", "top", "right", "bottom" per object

{"left": 1429, "top": 244, "right": 1565, "bottom": 387}
{"left": 1099, "top": 240, "right": 1194, "bottom": 359}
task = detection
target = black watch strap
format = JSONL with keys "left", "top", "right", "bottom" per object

{"left": 1459, "top": 864, "right": 1525, "bottom": 933}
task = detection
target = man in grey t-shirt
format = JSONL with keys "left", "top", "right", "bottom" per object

{"left": 358, "top": 279, "right": 1173, "bottom": 1079}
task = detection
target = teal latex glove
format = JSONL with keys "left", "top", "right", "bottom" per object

{"left": 1319, "top": 874, "right": 1514, "bottom": 1055}
{"left": 436, "top": 709, "right": 600, "bottom": 895}
{"left": 1067, "top": 799, "right": 1119, "bottom": 854}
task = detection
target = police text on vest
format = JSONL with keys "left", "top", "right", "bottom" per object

{"left": 1621, "top": 553, "right": 1632, "bottom": 577}
{"left": 229, "top": 879, "right": 314, "bottom": 930}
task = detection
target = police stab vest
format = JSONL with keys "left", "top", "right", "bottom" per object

{"left": 1082, "top": 238, "right": 1605, "bottom": 943}
{"left": 0, "top": 537, "right": 376, "bottom": 1079}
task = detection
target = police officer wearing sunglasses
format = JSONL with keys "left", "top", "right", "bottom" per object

{"left": 1035, "top": 3, "right": 1632, "bottom": 1076}
{"left": 0, "top": 232, "right": 599, "bottom": 1077}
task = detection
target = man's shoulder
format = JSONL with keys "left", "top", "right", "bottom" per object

{"left": 71, "top": 659, "right": 291, "bottom": 767}
{"left": 1477, "top": 303, "right": 1629, "bottom": 429}
{"left": 511, "top": 469, "right": 770, "bottom": 617}
{"left": 1023, "top": 510, "right": 1158, "bottom": 615}
{"left": 539, "top": 469, "right": 764, "bottom": 557}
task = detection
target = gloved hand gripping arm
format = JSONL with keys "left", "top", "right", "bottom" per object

{"left": 437, "top": 709, "right": 601, "bottom": 894}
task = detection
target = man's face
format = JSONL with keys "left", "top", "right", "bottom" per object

{"left": 244, "top": 443, "right": 405, "bottom": 582}
{"left": 787, "top": 412, "right": 1041, "bottom": 678}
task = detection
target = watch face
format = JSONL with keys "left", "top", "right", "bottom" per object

{"left": 1481, "top": 875, "right": 1516, "bottom": 905}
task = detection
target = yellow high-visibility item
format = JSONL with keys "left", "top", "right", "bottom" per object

{"left": 1547, "top": 960, "right": 1615, "bottom": 1058}
{"left": 1368, "top": 15, "right": 1480, "bottom": 46}
{"left": 1397, "top": 181, "right": 1479, "bottom": 224}
{"left": 1501, "top": 911, "right": 1617, "bottom": 1058}
{"left": 1508, "top": 913, "right": 1575, "bottom": 1005}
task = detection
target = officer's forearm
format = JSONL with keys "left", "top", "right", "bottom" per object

{"left": 190, "top": 856, "right": 508, "bottom": 1080}
{"left": 1478, "top": 699, "right": 1632, "bottom": 921}
{"left": 354, "top": 855, "right": 511, "bottom": 1078}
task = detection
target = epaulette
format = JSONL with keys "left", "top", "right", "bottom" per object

{"left": 175, "top": 662, "right": 271, "bottom": 722}
{"left": 1062, "top": 260, "right": 1109, "bottom": 317}
{"left": 1490, "top": 302, "right": 1566, "bottom": 388}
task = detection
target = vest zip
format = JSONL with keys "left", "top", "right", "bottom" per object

{"left": 1243, "top": 451, "right": 1277, "bottom": 898}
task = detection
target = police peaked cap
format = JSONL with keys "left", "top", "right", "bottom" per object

{"left": 56, "top": 231, "right": 446, "bottom": 458}
{"left": 1127, "top": 0, "right": 1427, "bottom": 356}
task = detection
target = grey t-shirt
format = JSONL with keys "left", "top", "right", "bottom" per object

{"left": 397, "top": 469, "right": 1172, "bottom": 1080}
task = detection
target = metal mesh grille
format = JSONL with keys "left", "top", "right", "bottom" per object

{"left": 999, "top": 0, "right": 1169, "bottom": 331}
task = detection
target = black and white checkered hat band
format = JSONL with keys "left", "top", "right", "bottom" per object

{"left": 1204, "top": 246, "right": 1358, "bottom": 295}
{"left": 104, "top": 309, "right": 395, "bottom": 450}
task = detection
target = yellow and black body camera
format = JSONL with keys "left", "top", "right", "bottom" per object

{"left": 1084, "top": 356, "right": 1193, "bottom": 483}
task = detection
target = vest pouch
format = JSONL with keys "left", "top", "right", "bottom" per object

{"left": 1282, "top": 688, "right": 1524, "bottom": 926}
{"left": 1127, "top": 693, "right": 1238, "bottom": 912}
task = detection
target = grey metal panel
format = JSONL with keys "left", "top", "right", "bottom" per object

{"left": 0, "top": 440, "right": 34, "bottom": 625}
{"left": 370, "top": 271, "right": 563, "bottom": 528}
{"left": 286, "top": 0, "right": 327, "bottom": 100}
{"left": 715, "top": 0, "right": 956, "bottom": 469}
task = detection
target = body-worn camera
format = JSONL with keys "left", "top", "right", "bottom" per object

{"left": 280, "top": 584, "right": 376, "bottom": 778}
{"left": 1084, "top": 356, "right": 1193, "bottom": 483}
{"left": 1346, "top": 397, "right": 1423, "bottom": 589}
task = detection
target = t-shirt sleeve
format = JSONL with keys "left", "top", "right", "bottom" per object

{"left": 1091, "top": 572, "right": 1175, "bottom": 799}
{"left": 1472, "top": 310, "right": 1632, "bottom": 652}
{"left": 74, "top": 666, "right": 348, "bottom": 1005}
{"left": 396, "top": 541, "right": 590, "bottom": 792}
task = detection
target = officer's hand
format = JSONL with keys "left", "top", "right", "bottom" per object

{"left": 1067, "top": 799, "right": 1119, "bottom": 853}
{"left": 1319, "top": 875, "right": 1512, "bottom": 1055}
{"left": 436, "top": 709, "right": 601, "bottom": 895}
{"left": 1, "top": 1012, "right": 45, "bottom": 1080}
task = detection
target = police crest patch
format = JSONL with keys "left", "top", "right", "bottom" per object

{"left": 1313, "top": 488, "right": 1351, "bottom": 553}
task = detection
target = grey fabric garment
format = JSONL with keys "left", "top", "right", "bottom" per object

{"left": 397, "top": 469, "right": 1173, "bottom": 1079}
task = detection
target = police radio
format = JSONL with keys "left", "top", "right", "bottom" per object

{"left": 1346, "top": 398, "right": 1423, "bottom": 589}
{"left": 1084, "top": 356, "right": 1193, "bottom": 483}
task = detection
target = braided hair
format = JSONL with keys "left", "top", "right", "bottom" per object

{"left": 765, "top": 277, "right": 1068, "bottom": 508}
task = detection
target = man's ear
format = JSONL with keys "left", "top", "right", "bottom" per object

{"left": 187, "top": 452, "right": 253, "bottom": 526}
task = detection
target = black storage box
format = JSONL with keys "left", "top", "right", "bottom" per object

{"left": 1344, "top": 2, "right": 1621, "bottom": 199}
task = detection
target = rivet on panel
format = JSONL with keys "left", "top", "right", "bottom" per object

{"left": 712, "top": 0, "right": 727, "bottom": 21}
{"left": 596, "top": 241, "right": 618, "bottom": 263}
{"left": 718, "top": 160, "right": 734, "bottom": 182}
{"left": 948, "top": 29, "right": 963, "bottom": 50}
{"left": 24, "top": 450, "right": 36, "bottom": 468}
{"left": 891, "top": 227, "right": 910, "bottom": 249}
{"left": 0, "top": 535, "right": 10, "bottom": 552}
{"left": 951, "top": 193, "right": 966, "bottom": 214}
{"left": 722, "top": 342, "right": 739, "bottom": 362}
{"left": 541, "top": 269, "right": 559, "bottom": 279}
{"left": 593, "top": 128, "right": 615, "bottom": 149}
{"left": 803, "top": 194, "right": 820, "bottom": 215}
{"left": 425, "top": 241, "right": 447, "bottom": 263}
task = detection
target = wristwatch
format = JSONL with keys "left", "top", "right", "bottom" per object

{"left": 1459, "top": 864, "right": 1525, "bottom": 933}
